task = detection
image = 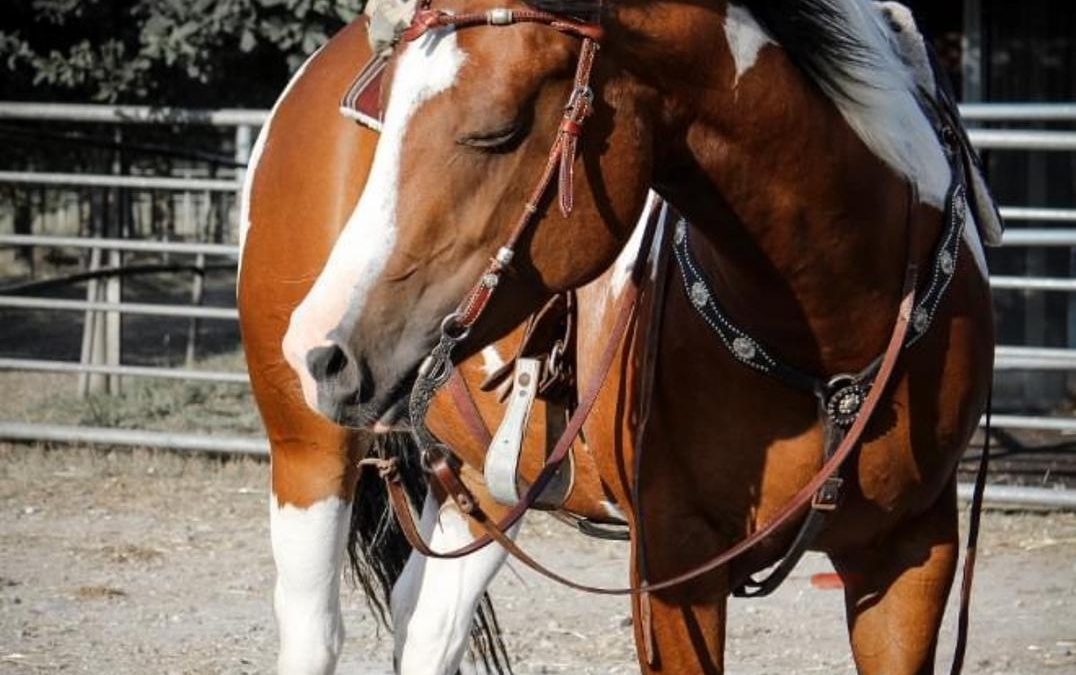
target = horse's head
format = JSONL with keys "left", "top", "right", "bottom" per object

{"left": 283, "top": 0, "right": 655, "bottom": 428}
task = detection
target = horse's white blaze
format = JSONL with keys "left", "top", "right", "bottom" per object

{"left": 392, "top": 493, "right": 518, "bottom": 675}
{"left": 283, "top": 30, "right": 466, "bottom": 401}
{"left": 238, "top": 51, "right": 318, "bottom": 278}
{"left": 723, "top": 3, "right": 775, "bottom": 86}
{"left": 777, "top": 0, "right": 950, "bottom": 209}
{"left": 270, "top": 495, "right": 351, "bottom": 675}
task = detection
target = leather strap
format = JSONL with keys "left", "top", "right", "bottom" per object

{"left": 403, "top": 8, "right": 604, "bottom": 43}
{"left": 445, "top": 369, "right": 493, "bottom": 448}
{"left": 949, "top": 386, "right": 992, "bottom": 675}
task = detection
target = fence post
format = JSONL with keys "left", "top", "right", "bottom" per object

{"left": 103, "top": 128, "right": 125, "bottom": 394}
{"left": 233, "top": 124, "right": 252, "bottom": 244}
{"left": 77, "top": 243, "right": 102, "bottom": 397}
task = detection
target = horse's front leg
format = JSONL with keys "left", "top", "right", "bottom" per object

{"left": 829, "top": 481, "right": 960, "bottom": 675}
{"left": 270, "top": 432, "right": 361, "bottom": 675}
{"left": 392, "top": 478, "right": 519, "bottom": 675}
{"left": 633, "top": 512, "right": 731, "bottom": 675}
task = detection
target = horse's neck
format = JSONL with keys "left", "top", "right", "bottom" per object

{"left": 658, "top": 42, "right": 922, "bottom": 375}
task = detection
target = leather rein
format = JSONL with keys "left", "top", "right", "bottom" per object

{"left": 358, "top": 10, "right": 990, "bottom": 671}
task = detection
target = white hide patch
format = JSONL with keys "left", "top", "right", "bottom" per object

{"left": 723, "top": 3, "right": 775, "bottom": 86}
{"left": 283, "top": 30, "right": 466, "bottom": 396}
{"left": 600, "top": 500, "right": 628, "bottom": 522}
{"left": 392, "top": 493, "right": 518, "bottom": 675}
{"left": 237, "top": 50, "right": 319, "bottom": 279}
{"left": 270, "top": 495, "right": 351, "bottom": 675}
{"left": 480, "top": 345, "right": 506, "bottom": 379}
{"left": 610, "top": 191, "right": 660, "bottom": 298}
{"left": 809, "top": 0, "right": 950, "bottom": 209}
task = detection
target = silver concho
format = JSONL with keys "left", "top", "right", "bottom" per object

{"left": 689, "top": 281, "right": 709, "bottom": 308}
{"left": 912, "top": 307, "right": 930, "bottom": 334}
{"left": 674, "top": 220, "right": 688, "bottom": 246}
{"left": 826, "top": 381, "right": 868, "bottom": 428}
{"left": 939, "top": 249, "right": 955, "bottom": 276}
{"left": 732, "top": 336, "right": 757, "bottom": 362}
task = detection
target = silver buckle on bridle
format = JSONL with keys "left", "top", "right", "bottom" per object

{"left": 487, "top": 8, "right": 513, "bottom": 25}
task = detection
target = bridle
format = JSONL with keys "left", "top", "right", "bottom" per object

{"left": 399, "top": 6, "right": 604, "bottom": 467}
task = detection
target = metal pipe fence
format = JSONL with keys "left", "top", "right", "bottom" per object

{"left": 0, "top": 295, "right": 238, "bottom": 320}
{"left": 0, "top": 170, "right": 240, "bottom": 192}
{"left": 0, "top": 358, "right": 248, "bottom": 384}
{"left": 0, "top": 101, "right": 1074, "bottom": 509}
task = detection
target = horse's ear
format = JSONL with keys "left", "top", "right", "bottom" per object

{"left": 340, "top": 53, "right": 388, "bottom": 132}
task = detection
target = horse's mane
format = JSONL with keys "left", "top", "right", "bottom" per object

{"left": 346, "top": 433, "right": 512, "bottom": 674}
{"left": 526, "top": 0, "right": 950, "bottom": 208}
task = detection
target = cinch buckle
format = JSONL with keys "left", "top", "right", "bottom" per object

{"left": 812, "top": 476, "right": 844, "bottom": 512}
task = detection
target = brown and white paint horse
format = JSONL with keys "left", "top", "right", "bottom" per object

{"left": 257, "top": 0, "right": 996, "bottom": 673}
{"left": 239, "top": 16, "right": 635, "bottom": 674}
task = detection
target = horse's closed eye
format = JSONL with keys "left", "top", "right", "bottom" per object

{"left": 457, "top": 122, "right": 526, "bottom": 152}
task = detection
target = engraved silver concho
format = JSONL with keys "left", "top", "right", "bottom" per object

{"left": 939, "top": 249, "right": 955, "bottom": 276}
{"left": 674, "top": 220, "right": 688, "bottom": 246}
{"left": 689, "top": 281, "right": 709, "bottom": 308}
{"left": 732, "top": 336, "right": 757, "bottom": 362}
{"left": 826, "top": 380, "right": 868, "bottom": 428}
{"left": 912, "top": 307, "right": 930, "bottom": 334}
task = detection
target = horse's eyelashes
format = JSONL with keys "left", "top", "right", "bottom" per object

{"left": 457, "top": 122, "right": 526, "bottom": 152}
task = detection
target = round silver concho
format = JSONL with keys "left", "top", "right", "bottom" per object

{"left": 912, "top": 307, "right": 930, "bottom": 334}
{"left": 826, "top": 381, "right": 868, "bottom": 428}
{"left": 674, "top": 220, "right": 688, "bottom": 246}
{"left": 732, "top": 336, "right": 757, "bottom": 362}
{"left": 939, "top": 249, "right": 955, "bottom": 276}
{"left": 689, "top": 281, "right": 709, "bottom": 308}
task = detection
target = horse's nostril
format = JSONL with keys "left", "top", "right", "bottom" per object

{"left": 307, "top": 344, "right": 350, "bottom": 381}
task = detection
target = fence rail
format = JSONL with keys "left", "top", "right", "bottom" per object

{"left": 0, "top": 358, "right": 247, "bottom": 384}
{"left": 0, "top": 102, "right": 267, "bottom": 127}
{"left": 0, "top": 234, "right": 238, "bottom": 256}
{"left": 0, "top": 295, "right": 238, "bottom": 320}
{"left": 0, "top": 170, "right": 240, "bottom": 192}
{"left": 1, "top": 101, "right": 1074, "bottom": 501}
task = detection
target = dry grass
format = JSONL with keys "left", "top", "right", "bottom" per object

{"left": 0, "top": 350, "right": 261, "bottom": 436}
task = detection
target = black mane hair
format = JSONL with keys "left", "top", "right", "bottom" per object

{"left": 523, "top": 0, "right": 882, "bottom": 102}
{"left": 742, "top": 0, "right": 877, "bottom": 101}
{"left": 346, "top": 432, "right": 513, "bottom": 674}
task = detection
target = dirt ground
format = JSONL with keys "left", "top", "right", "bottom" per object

{"left": 0, "top": 443, "right": 1073, "bottom": 675}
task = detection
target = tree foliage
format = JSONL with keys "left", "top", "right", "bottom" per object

{"left": 1, "top": 0, "right": 364, "bottom": 107}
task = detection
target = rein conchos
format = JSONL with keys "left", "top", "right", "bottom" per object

{"left": 354, "top": 7, "right": 991, "bottom": 671}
